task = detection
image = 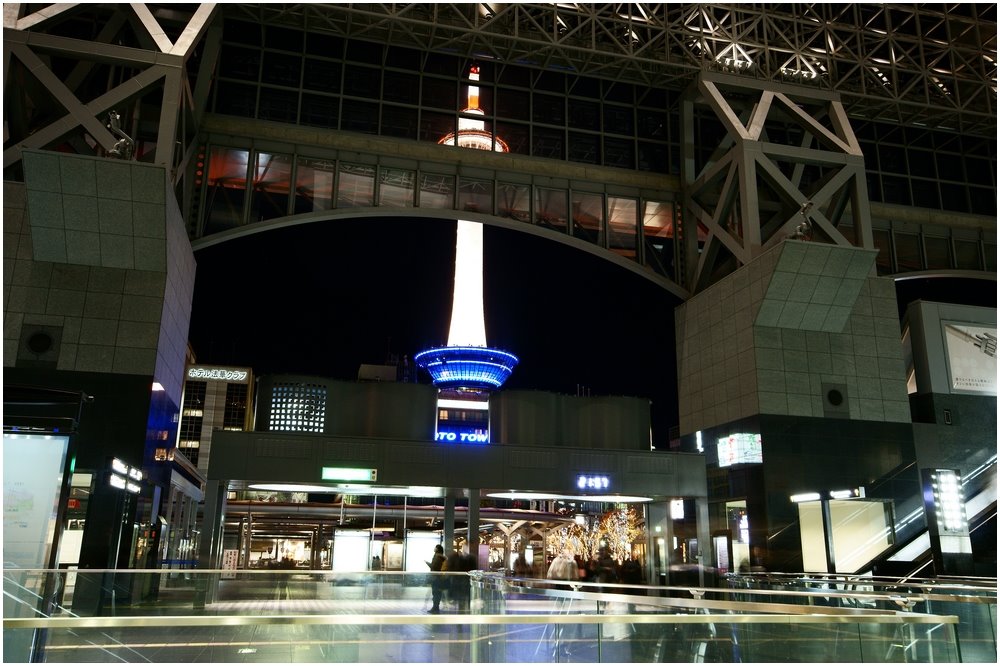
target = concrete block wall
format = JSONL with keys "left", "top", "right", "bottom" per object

{"left": 3, "top": 151, "right": 195, "bottom": 409}
{"left": 677, "top": 240, "right": 911, "bottom": 435}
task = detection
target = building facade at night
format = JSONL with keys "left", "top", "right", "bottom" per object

{"left": 2, "top": 4, "right": 995, "bottom": 577}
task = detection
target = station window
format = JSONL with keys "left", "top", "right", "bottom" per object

{"left": 608, "top": 196, "right": 639, "bottom": 260}
{"left": 379, "top": 168, "right": 416, "bottom": 207}
{"left": 294, "top": 157, "right": 336, "bottom": 214}
{"left": 337, "top": 163, "right": 376, "bottom": 207}
{"left": 535, "top": 188, "right": 568, "bottom": 233}
{"left": 498, "top": 183, "right": 530, "bottom": 223}
{"left": 571, "top": 192, "right": 604, "bottom": 246}
{"left": 419, "top": 173, "right": 454, "bottom": 209}
{"left": 204, "top": 147, "right": 250, "bottom": 234}
{"left": 250, "top": 152, "right": 292, "bottom": 222}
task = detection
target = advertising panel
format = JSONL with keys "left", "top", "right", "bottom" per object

{"left": 717, "top": 433, "right": 763, "bottom": 467}
{"left": 3, "top": 433, "right": 69, "bottom": 568}
{"left": 942, "top": 323, "right": 997, "bottom": 394}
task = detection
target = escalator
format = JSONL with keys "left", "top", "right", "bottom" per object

{"left": 874, "top": 454, "right": 996, "bottom": 578}
{"left": 766, "top": 454, "right": 997, "bottom": 578}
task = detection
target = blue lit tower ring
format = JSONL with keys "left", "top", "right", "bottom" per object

{"left": 415, "top": 346, "right": 519, "bottom": 389}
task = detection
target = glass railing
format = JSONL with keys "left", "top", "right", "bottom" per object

{"left": 718, "top": 572, "right": 997, "bottom": 663}
{"left": 2, "top": 568, "right": 968, "bottom": 663}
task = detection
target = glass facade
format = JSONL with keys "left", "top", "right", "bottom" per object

{"left": 178, "top": 381, "right": 207, "bottom": 467}
{"left": 195, "top": 18, "right": 994, "bottom": 283}
{"left": 208, "top": 18, "right": 995, "bottom": 219}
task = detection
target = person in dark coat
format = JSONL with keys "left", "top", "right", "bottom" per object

{"left": 447, "top": 547, "right": 474, "bottom": 613}
{"left": 426, "top": 544, "right": 446, "bottom": 613}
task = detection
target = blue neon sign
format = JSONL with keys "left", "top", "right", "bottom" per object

{"left": 435, "top": 430, "right": 490, "bottom": 444}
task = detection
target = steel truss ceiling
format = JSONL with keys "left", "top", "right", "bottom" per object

{"left": 230, "top": 3, "right": 996, "bottom": 136}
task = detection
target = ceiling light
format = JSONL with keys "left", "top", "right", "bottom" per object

{"left": 487, "top": 491, "right": 653, "bottom": 503}
{"left": 248, "top": 483, "right": 445, "bottom": 497}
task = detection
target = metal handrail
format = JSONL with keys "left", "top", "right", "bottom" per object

{"left": 4, "top": 611, "right": 959, "bottom": 631}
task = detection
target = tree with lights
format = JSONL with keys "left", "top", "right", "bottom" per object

{"left": 598, "top": 506, "right": 643, "bottom": 564}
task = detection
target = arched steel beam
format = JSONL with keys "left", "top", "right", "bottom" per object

{"left": 190, "top": 207, "right": 691, "bottom": 300}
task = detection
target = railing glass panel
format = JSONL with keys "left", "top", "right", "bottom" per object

{"left": 2, "top": 569, "right": 972, "bottom": 663}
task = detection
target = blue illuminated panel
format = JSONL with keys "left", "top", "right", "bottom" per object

{"left": 436, "top": 429, "right": 490, "bottom": 444}
{"left": 415, "top": 346, "right": 519, "bottom": 389}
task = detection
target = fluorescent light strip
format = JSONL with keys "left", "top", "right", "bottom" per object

{"left": 248, "top": 483, "right": 444, "bottom": 497}
{"left": 437, "top": 399, "right": 489, "bottom": 410}
{"left": 487, "top": 491, "right": 652, "bottom": 503}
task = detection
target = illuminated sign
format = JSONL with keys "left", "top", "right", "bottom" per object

{"left": 576, "top": 474, "right": 610, "bottom": 491}
{"left": 435, "top": 430, "right": 489, "bottom": 443}
{"left": 321, "top": 467, "right": 377, "bottom": 482}
{"left": 718, "top": 433, "right": 763, "bottom": 467}
{"left": 109, "top": 458, "right": 142, "bottom": 494}
{"left": 187, "top": 367, "right": 250, "bottom": 382}
{"left": 930, "top": 469, "right": 967, "bottom": 534}
{"left": 670, "top": 499, "right": 685, "bottom": 520}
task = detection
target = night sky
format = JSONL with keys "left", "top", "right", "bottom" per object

{"left": 189, "top": 217, "right": 683, "bottom": 445}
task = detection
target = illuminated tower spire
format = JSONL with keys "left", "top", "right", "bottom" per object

{"left": 416, "top": 65, "right": 517, "bottom": 443}
{"left": 414, "top": 220, "right": 518, "bottom": 390}
{"left": 438, "top": 65, "right": 509, "bottom": 152}
{"left": 447, "top": 220, "right": 487, "bottom": 347}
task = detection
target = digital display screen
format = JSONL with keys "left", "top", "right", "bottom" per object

{"left": 717, "top": 433, "right": 763, "bottom": 467}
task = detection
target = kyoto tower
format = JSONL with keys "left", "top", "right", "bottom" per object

{"left": 415, "top": 65, "right": 518, "bottom": 444}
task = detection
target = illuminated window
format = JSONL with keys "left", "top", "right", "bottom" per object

{"left": 269, "top": 383, "right": 327, "bottom": 432}
{"left": 379, "top": 168, "right": 416, "bottom": 207}
{"left": 458, "top": 178, "right": 493, "bottom": 214}
{"left": 498, "top": 183, "right": 530, "bottom": 222}
{"left": 294, "top": 157, "right": 336, "bottom": 214}
{"left": 419, "top": 173, "right": 455, "bottom": 208}
{"left": 571, "top": 192, "right": 604, "bottom": 246}
{"left": 204, "top": 147, "right": 250, "bottom": 234}
{"left": 337, "top": 163, "right": 375, "bottom": 207}
{"left": 608, "top": 196, "right": 638, "bottom": 260}
{"left": 250, "top": 153, "right": 292, "bottom": 222}
{"left": 535, "top": 188, "right": 567, "bottom": 232}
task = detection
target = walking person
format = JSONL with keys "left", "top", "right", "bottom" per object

{"left": 426, "top": 545, "right": 446, "bottom": 613}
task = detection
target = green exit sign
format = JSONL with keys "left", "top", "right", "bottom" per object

{"left": 321, "top": 467, "right": 377, "bottom": 482}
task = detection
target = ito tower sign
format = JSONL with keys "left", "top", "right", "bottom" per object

{"left": 415, "top": 64, "right": 518, "bottom": 444}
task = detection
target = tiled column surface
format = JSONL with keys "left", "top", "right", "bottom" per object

{"left": 4, "top": 150, "right": 195, "bottom": 405}
{"left": 677, "top": 240, "right": 911, "bottom": 435}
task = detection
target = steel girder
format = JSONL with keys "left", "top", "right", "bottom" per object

{"left": 681, "top": 72, "right": 874, "bottom": 292}
{"left": 4, "top": 3, "right": 995, "bottom": 177}
{"left": 227, "top": 3, "right": 996, "bottom": 137}
{"left": 3, "top": 3, "right": 220, "bottom": 181}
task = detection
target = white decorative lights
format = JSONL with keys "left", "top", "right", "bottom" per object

{"left": 930, "top": 469, "right": 967, "bottom": 534}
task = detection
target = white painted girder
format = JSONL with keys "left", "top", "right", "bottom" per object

{"left": 683, "top": 72, "right": 874, "bottom": 291}
{"left": 4, "top": 3, "right": 218, "bottom": 173}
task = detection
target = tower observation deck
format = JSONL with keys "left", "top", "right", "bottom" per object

{"left": 415, "top": 66, "right": 518, "bottom": 442}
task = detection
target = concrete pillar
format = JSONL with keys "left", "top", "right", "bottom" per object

{"left": 467, "top": 488, "right": 480, "bottom": 567}
{"left": 444, "top": 493, "right": 456, "bottom": 551}
{"left": 197, "top": 480, "right": 226, "bottom": 569}
{"left": 645, "top": 501, "right": 672, "bottom": 586}
{"left": 695, "top": 496, "right": 711, "bottom": 587}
